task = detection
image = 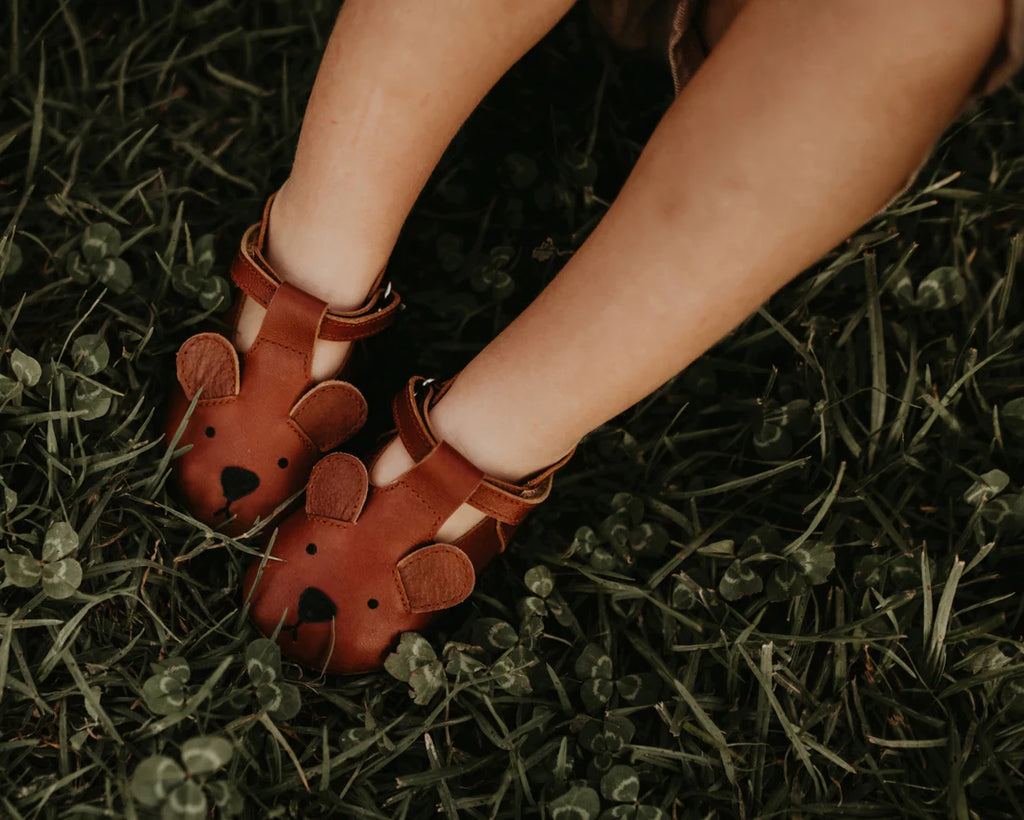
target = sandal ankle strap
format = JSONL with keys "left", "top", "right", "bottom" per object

{"left": 392, "top": 376, "right": 574, "bottom": 527}
{"left": 230, "top": 195, "right": 402, "bottom": 342}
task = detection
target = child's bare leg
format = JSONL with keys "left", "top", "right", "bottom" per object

{"left": 235, "top": 0, "right": 575, "bottom": 379}
{"left": 373, "top": 0, "right": 1006, "bottom": 539}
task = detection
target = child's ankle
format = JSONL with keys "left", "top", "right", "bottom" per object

{"left": 233, "top": 184, "right": 392, "bottom": 381}
{"left": 265, "top": 183, "right": 391, "bottom": 311}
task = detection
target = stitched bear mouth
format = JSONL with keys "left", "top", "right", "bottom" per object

{"left": 283, "top": 587, "right": 339, "bottom": 642}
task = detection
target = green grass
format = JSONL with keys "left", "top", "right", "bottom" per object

{"left": 3, "top": 1, "right": 1024, "bottom": 817}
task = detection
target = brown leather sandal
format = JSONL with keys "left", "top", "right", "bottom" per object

{"left": 164, "top": 197, "right": 401, "bottom": 536}
{"left": 241, "top": 376, "right": 573, "bottom": 675}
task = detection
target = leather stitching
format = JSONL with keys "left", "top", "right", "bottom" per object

{"left": 373, "top": 482, "right": 444, "bottom": 533}
{"left": 393, "top": 568, "right": 411, "bottom": 612}
{"left": 195, "top": 396, "right": 237, "bottom": 409}
{"left": 248, "top": 336, "right": 311, "bottom": 362}
{"left": 308, "top": 515, "right": 356, "bottom": 531}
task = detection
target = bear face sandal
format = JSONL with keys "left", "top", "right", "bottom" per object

{"left": 241, "top": 376, "right": 573, "bottom": 675}
{"left": 164, "top": 197, "right": 401, "bottom": 535}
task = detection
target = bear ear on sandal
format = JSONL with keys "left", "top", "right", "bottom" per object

{"left": 242, "top": 378, "right": 573, "bottom": 676}
{"left": 163, "top": 196, "right": 401, "bottom": 536}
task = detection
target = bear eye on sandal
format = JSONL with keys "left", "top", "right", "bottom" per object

{"left": 163, "top": 197, "right": 401, "bottom": 536}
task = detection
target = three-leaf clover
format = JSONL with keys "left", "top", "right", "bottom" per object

{"left": 131, "top": 736, "right": 241, "bottom": 819}
{"left": 576, "top": 643, "right": 614, "bottom": 713}
{"left": 171, "top": 233, "right": 230, "bottom": 312}
{"left": 1, "top": 521, "right": 83, "bottom": 599}
{"left": 578, "top": 715, "right": 636, "bottom": 766}
{"left": 244, "top": 639, "right": 302, "bottom": 720}
{"left": 142, "top": 658, "right": 192, "bottom": 715}
{"left": 384, "top": 633, "right": 446, "bottom": 705}
{"left": 492, "top": 645, "right": 536, "bottom": 696}
{"left": 67, "top": 223, "right": 133, "bottom": 293}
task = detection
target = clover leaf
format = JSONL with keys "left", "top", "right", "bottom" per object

{"left": 670, "top": 573, "right": 701, "bottom": 610}
{"left": 981, "top": 492, "right": 1024, "bottom": 535}
{"left": 472, "top": 618, "right": 518, "bottom": 651}
{"left": 628, "top": 522, "right": 668, "bottom": 558}
{"left": 549, "top": 785, "right": 601, "bottom": 820}
{"left": 916, "top": 266, "right": 966, "bottom": 310}
{"left": 600, "top": 765, "right": 640, "bottom": 803}
{"left": 766, "top": 561, "right": 811, "bottom": 602}
{"left": 752, "top": 421, "right": 792, "bottom": 460}
{"left": 142, "top": 672, "right": 188, "bottom": 715}
{"left": 443, "top": 642, "right": 487, "bottom": 677}
{"left": 790, "top": 541, "right": 836, "bottom": 585}
{"left": 10, "top": 350, "right": 41, "bottom": 387}
{"left": 384, "top": 632, "right": 445, "bottom": 705}
{"left": 71, "top": 334, "right": 110, "bottom": 376}
{"left": 575, "top": 643, "right": 613, "bottom": 681}
{"left": 171, "top": 264, "right": 206, "bottom": 298}
{"left": 963, "top": 469, "right": 1010, "bottom": 506}
{"left": 92, "top": 257, "right": 132, "bottom": 294}
{"left": 255, "top": 680, "right": 302, "bottom": 720}
{"left": 615, "top": 674, "right": 660, "bottom": 705}
{"left": 181, "top": 736, "right": 234, "bottom": 776}
{"left": 206, "top": 781, "right": 244, "bottom": 817}
{"left": 524, "top": 565, "right": 554, "bottom": 598}
{"left": 43, "top": 521, "right": 78, "bottom": 561}
{"left": 739, "top": 525, "right": 782, "bottom": 558}
{"left": 41, "top": 558, "right": 83, "bottom": 599}
{"left": 579, "top": 716, "right": 635, "bottom": 757}
{"left": 568, "top": 526, "right": 599, "bottom": 559}
{"left": 718, "top": 559, "right": 763, "bottom": 601}
{"left": 193, "top": 233, "right": 216, "bottom": 273}
{"left": 73, "top": 380, "right": 112, "bottom": 421}
{"left": 198, "top": 276, "right": 231, "bottom": 311}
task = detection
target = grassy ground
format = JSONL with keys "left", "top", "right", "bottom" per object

{"left": 3, "top": 1, "right": 1024, "bottom": 817}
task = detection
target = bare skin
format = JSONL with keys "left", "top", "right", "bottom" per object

{"left": 240, "top": 0, "right": 1005, "bottom": 541}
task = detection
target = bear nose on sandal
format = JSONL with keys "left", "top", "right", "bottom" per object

{"left": 220, "top": 466, "right": 260, "bottom": 502}
{"left": 283, "top": 587, "right": 339, "bottom": 642}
